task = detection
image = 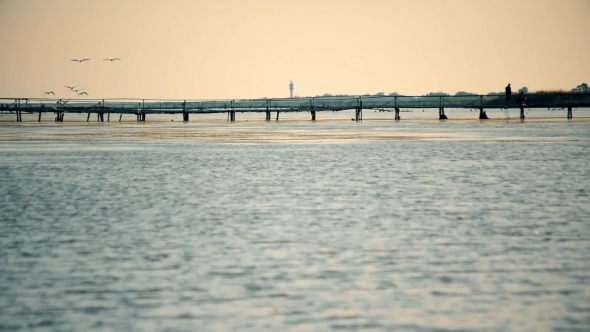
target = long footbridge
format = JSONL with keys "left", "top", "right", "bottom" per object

{"left": 2, "top": 93, "right": 589, "bottom": 122}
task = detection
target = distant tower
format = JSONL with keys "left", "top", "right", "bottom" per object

{"left": 289, "top": 80, "right": 294, "bottom": 98}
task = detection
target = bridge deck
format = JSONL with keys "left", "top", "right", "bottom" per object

{"left": 2, "top": 93, "right": 589, "bottom": 121}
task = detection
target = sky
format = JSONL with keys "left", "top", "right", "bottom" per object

{"left": 0, "top": 0, "right": 588, "bottom": 100}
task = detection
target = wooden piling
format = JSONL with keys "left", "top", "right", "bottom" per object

{"left": 230, "top": 100, "right": 235, "bottom": 121}
{"left": 276, "top": 111, "right": 279, "bottom": 121}
{"left": 394, "top": 107, "right": 400, "bottom": 121}
{"left": 87, "top": 112, "right": 90, "bottom": 122}
{"left": 439, "top": 107, "right": 448, "bottom": 120}
{"left": 567, "top": 106, "right": 572, "bottom": 119}
{"left": 38, "top": 112, "right": 42, "bottom": 122}
{"left": 119, "top": 114, "right": 122, "bottom": 122}
{"left": 355, "top": 98, "right": 363, "bottom": 122}
{"left": 520, "top": 106, "right": 525, "bottom": 119}
{"left": 107, "top": 113, "right": 110, "bottom": 122}
{"left": 15, "top": 99, "right": 21, "bottom": 122}
{"left": 479, "top": 107, "right": 488, "bottom": 119}
{"left": 182, "top": 100, "right": 188, "bottom": 121}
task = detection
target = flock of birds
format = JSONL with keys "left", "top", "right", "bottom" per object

{"left": 42, "top": 58, "right": 121, "bottom": 98}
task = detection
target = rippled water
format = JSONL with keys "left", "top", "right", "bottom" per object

{"left": 1, "top": 111, "right": 590, "bottom": 331}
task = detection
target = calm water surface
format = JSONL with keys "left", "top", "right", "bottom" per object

{"left": 1, "top": 111, "right": 590, "bottom": 331}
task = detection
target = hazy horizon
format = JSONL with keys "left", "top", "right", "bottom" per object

{"left": 1, "top": 0, "right": 588, "bottom": 100}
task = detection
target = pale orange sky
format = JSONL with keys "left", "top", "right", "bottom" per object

{"left": 0, "top": 0, "right": 588, "bottom": 99}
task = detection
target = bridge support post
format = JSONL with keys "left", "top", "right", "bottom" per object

{"left": 87, "top": 112, "right": 90, "bottom": 122}
{"left": 182, "top": 100, "right": 188, "bottom": 122}
{"left": 567, "top": 106, "right": 572, "bottom": 119}
{"left": 60, "top": 113, "right": 64, "bottom": 122}
{"left": 142, "top": 114, "right": 146, "bottom": 121}
{"left": 119, "top": 114, "right": 122, "bottom": 122}
{"left": 311, "top": 110, "right": 316, "bottom": 121}
{"left": 230, "top": 100, "right": 235, "bottom": 122}
{"left": 520, "top": 106, "right": 525, "bottom": 119}
{"left": 15, "top": 99, "right": 21, "bottom": 122}
{"left": 276, "top": 111, "right": 279, "bottom": 121}
{"left": 107, "top": 113, "right": 110, "bottom": 122}
{"left": 439, "top": 107, "right": 448, "bottom": 120}
{"left": 394, "top": 107, "right": 400, "bottom": 121}
{"left": 266, "top": 111, "right": 271, "bottom": 121}
{"left": 310, "top": 98, "right": 315, "bottom": 121}
{"left": 355, "top": 98, "right": 363, "bottom": 122}
{"left": 479, "top": 107, "right": 488, "bottom": 119}
{"left": 38, "top": 112, "right": 42, "bottom": 122}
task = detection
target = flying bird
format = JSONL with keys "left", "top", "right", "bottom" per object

{"left": 64, "top": 84, "right": 80, "bottom": 90}
{"left": 71, "top": 59, "right": 90, "bottom": 62}
{"left": 78, "top": 92, "right": 88, "bottom": 96}
{"left": 43, "top": 91, "right": 55, "bottom": 95}
{"left": 103, "top": 58, "right": 121, "bottom": 61}
{"left": 71, "top": 88, "right": 85, "bottom": 93}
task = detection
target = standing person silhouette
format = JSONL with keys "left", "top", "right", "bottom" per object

{"left": 505, "top": 84, "right": 512, "bottom": 108}
{"left": 516, "top": 91, "right": 525, "bottom": 106}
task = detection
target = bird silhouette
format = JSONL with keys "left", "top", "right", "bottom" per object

{"left": 78, "top": 92, "right": 88, "bottom": 96}
{"left": 64, "top": 84, "right": 80, "bottom": 90}
{"left": 71, "top": 59, "right": 90, "bottom": 62}
{"left": 71, "top": 88, "right": 85, "bottom": 93}
{"left": 43, "top": 91, "right": 55, "bottom": 95}
{"left": 103, "top": 58, "right": 121, "bottom": 61}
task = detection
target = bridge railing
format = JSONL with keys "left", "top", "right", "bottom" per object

{"left": 2, "top": 93, "right": 590, "bottom": 112}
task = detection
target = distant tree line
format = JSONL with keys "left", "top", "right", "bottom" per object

{"left": 285, "top": 83, "right": 588, "bottom": 99}
{"left": 573, "top": 83, "right": 589, "bottom": 92}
